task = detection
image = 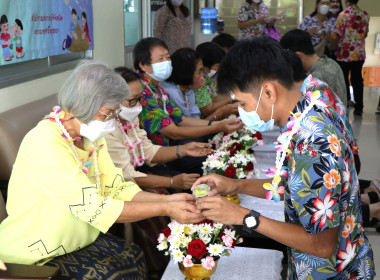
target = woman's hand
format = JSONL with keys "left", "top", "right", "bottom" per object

{"left": 182, "top": 142, "right": 213, "bottom": 157}
{"left": 166, "top": 201, "right": 205, "bottom": 224}
{"left": 173, "top": 174, "right": 201, "bottom": 189}
{"left": 214, "top": 103, "right": 238, "bottom": 120}
{"left": 217, "top": 117, "right": 243, "bottom": 134}
{"left": 164, "top": 192, "right": 196, "bottom": 202}
{"left": 196, "top": 196, "right": 249, "bottom": 225}
{"left": 191, "top": 174, "right": 238, "bottom": 196}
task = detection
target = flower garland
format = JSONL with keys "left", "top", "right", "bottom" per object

{"left": 264, "top": 91, "right": 325, "bottom": 202}
{"left": 46, "top": 106, "right": 104, "bottom": 189}
{"left": 117, "top": 119, "right": 146, "bottom": 167}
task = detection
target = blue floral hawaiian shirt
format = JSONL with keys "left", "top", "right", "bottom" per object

{"left": 283, "top": 92, "right": 375, "bottom": 278}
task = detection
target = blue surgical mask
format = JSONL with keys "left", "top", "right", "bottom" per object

{"left": 149, "top": 61, "right": 173, "bottom": 82}
{"left": 238, "top": 87, "right": 274, "bottom": 132}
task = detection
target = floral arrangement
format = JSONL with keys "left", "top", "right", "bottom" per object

{"left": 202, "top": 127, "right": 263, "bottom": 179}
{"left": 157, "top": 219, "right": 243, "bottom": 270}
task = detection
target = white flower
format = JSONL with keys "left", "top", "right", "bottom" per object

{"left": 207, "top": 243, "right": 223, "bottom": 257}
{"left": 171, "top": 249, "right": 184, "bottom": 264}
{"left": 157, "top": 240, "right": 168, "bottom": 251}
{"left": 169, "top": 236, "right": 182, "bottom": 249}
{"left": 182, "top": 236, "right": 192, "bottom": 247}
{"left": 200, "top": 234, "right": 212, "bottom": 244}
{"left": 213, "top": 222, "right": 223, "bottom": 229}
{"left": 224, "top": 228, "right": 236, "bottom": 238}
{"left": 200, "top": 224, "right": 213, "bottom": 235}
{"left": 171, "top": 223, "right": 185, "bottom": 236}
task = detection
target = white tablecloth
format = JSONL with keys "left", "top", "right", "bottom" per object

{"left": 161, "top": 247, "right": 283, "bottom": 280}
{"left": 239, "top": 194, "right": 285, "bottom": 222}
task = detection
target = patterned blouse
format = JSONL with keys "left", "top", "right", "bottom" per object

{"left": 139, "top": 74, "right": 185, "bottom": 147}
{"left": 283, "top": 87, "right": 374, "bottom": 278}
{"left": 335, "top": 5, "right": 369, "bottom": 62}
{"left": 153, "top": 5, "right": 192, "bottom": 54}
{"left": 238, "top": 2, "right": 269, "bottom": 39}
{"left": 299, "top": 15, "right": 336, "bottom": 46}
{"left": 194, "top": 72, "right": 217, "bottom": 111}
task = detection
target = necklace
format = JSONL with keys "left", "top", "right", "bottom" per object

{"left": 264, "top": 91, "right": 322, "bottom": 202}
{"left": 47, "top": 106, "right": 103, "bottom": 190}
{"left": 177, "top": 85, "right": 190, "bottom": 108}
{"left": 117, "top": 118, "right": 146, "bottom": 167}
{"left": 141, "top": 77, "right": 168, "bottom": 114}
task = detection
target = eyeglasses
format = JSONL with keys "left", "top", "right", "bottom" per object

{"left": 126, "top": 95, "right": 143, "bottom": 107}
{"left": 98, "top": 108, "right": 122, "bottom": 121}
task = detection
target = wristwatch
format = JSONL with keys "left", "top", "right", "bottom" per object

{"left": 242, "top": 210, "right": 260, "bottom": 235}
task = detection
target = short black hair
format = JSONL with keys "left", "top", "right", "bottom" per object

{"left": 15, "top": 19, "right": 23, "bottom": 30}
{"left": 196, "top": 42, "right": 225, "bottom": 69}
{"left": 280, "top": 29, "right": 315, "bottom": 55}
{"left": 0, "top": 14, "right": 8, "bottom": 25}
{"left": 348, "top": 0, "right": 359, "bottom": 4}
{"left": 167, "top": 48, "right": 202, "bottom": 86}
{"left": 72, "top": 9, "right": 77, "bottom": 15}
{"left": 282, "top": 50, "right": 307, "bottom": 82}
{"left": 211, "top": 33, "right": 237, "bottom": 51}
{"left": 217, "top": 37, "right": 294, "bottom": 95}
{"left": 115, "top": 67, "right": 140, "bottom": 83}
{"left": 133, "top": 37, "right": 169, "bottom": 73}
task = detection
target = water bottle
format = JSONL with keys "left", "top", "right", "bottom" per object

{"left": 201, "top": 8, "right": 218, "bottom": 34}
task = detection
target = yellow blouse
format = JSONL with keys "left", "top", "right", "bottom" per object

{"left": 0, "top": 120, "right": 141, "bottom": 265}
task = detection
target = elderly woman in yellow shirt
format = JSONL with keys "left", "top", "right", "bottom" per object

{"left": 0, "top": 60, "right": 204, "bottom": 280}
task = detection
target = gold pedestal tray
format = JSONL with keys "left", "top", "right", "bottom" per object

{"left": 178, "top": 260, "right": 218, "bottom": 280}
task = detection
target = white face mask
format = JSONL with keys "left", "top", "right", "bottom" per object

{"left": 318, "top": 5, "right": 330, "bottom": 15}
{"left": 329, "top": 8, "right": 340, "bottom": 14}
{"left": 172, "top": 0, "right": 184, "bottom": 6}
{"left": 207, "top": 69, "right": 217, "bottom": 78}
{"left": 149, "top": 61, "right": 173, "bottom": 82}
{"left": 253, "top": 0, "right": 261, "bottom": 3}
{"left": 77, "top": 118, "right": 115, "bottom": 143}
{"left": 119, "top": 105, "right": 142, "bottom": 123}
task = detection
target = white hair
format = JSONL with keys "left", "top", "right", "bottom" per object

{"left": 58, "top": 60, "right": 130, "bottom": 123}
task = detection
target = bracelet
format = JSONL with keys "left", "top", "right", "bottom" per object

{"left": 176, "top": 145, "right": 182, "bottom": 159}
{"left": 208, "top": 120, "right": 214, "bottom": 126}
{"left": 170, "top": 177, "right": 174, "bottom": 188}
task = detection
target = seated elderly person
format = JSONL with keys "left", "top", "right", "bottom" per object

{"left": 168, "top": 45, "right": 237, "bottom": 121}
{"left": 0, "top": 60, "right": 204, "bottom": 280}
{"left": 133, "top": 37, "right": 242, "bottom": 174}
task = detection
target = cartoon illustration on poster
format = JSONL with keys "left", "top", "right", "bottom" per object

{"left": 0, "top": 0, "right": 93, "bottom": 65}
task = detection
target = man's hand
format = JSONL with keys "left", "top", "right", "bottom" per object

{"left": 166, "top": 201, "right": 204, "bottom": 224}
{"left": 191, "top": 174, "right": 238, "bottom": 196}
{"left": 218, "top": 118, "right": 243, "bottom": 134}
{"left": 196, "top": 196, "right": 249, "bottom": 225}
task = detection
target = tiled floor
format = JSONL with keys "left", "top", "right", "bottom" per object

{"left": 350, "top": 87, "right": 380, "bottom": 279}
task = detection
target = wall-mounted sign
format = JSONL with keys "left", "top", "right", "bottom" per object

{"left": 0, "top": 0, "right": 93, "bottom": 65}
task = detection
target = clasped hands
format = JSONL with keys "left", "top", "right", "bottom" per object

{"left": 167, "top": 174, "right": 248, "bottom": 226}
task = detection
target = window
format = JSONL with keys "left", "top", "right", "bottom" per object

{"left": 124, "top": 0, "right": 142, "bottom": 46}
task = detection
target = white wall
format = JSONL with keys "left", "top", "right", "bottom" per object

{"left": 0, "top": 0, "right": 125, "bottom": 113}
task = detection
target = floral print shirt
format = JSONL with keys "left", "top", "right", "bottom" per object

{"left": 299, "top": 15, "right": 336, "bottom": 46}
{"left": 238, "top": 2, "right": 269, "bottom": 39}
{"left": 282, "top": 90, "right": 374, "bottom": 279}
{"left": 139, "top": 74, "right": 186, "bottom": 146}
{"left": 335, "top": 5, "right": 369, "bottom": 62}
{"left": 194, "top": 72, "right": 217, "bottom": 111}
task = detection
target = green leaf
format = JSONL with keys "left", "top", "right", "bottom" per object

{"left": 302, "top": 169, "right": 311, "bottom": 188}
{"left": 299, "top": 207, "right": 308, "bottom": 217}
{"left": 309, "top": 116, "right": 324, "bottom": 123}
{"left": 293, "top": 200, "right": 299, "bottom": 211}
{"left": 306, "top": 275, "right": 314, "bottom": 280}
{"left": 297, "top": 188, "right": 313, "bottom": 197}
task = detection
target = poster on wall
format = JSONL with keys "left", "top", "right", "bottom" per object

{"left": 0, "top": 0, "right": 93, "bottom": 66}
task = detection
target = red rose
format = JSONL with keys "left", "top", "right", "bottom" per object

{"left": 253, "top": 131, "right": 263, "bottom": 140}
{"left": 243, "top": 162, "right": 254, "bottom": 171}
{"left": 227, "top": 147, "right": 237, "bottom": 156}
{"left": 187, "top": 239, "right": 207, "bottom": 259}
{"left": 231, "top": 142, "right": 243, "bottom": 151}
{"left": 225, "top": 166, "right": 236, "bottom": 178}
{"left": 162, "top": 227, "right": 171, "bottom": 238}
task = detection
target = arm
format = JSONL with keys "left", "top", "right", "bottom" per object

{"left": 151, "top": 142, "right": 212, "bottom": 163}
{"left": 135, "top": 173, "right": 200, "bottom": 190}
{"left": 160, "top": 118, "right": 242, "bottom": 140}
{"left": 196, "top": 197, "right": 339, "bottom": 258}
{"left": 238, "top": 18, "right": 265, "bottom": 29}
{"left": 203, "top": 103, "right": 238, "bottom": 121}
{"left": 116, "top": 192, "right": 204, "bottom": 224}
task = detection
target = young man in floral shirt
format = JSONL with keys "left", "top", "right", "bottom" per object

{"left": 336, "top": 0, "right": 369, "bottom": 116}
{"left": 193, "top": 37, "right": 375, "bottom": 279}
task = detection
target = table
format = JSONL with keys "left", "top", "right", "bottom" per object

{"left": 161, "top": 247, "right": 283, "bottom": 280}
{"left": 239, "top": 194, "right": 285, "bottom": 222}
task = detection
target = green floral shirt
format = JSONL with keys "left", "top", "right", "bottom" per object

{"left": 193, "top": 72, "right": 217, "bottom": 110}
